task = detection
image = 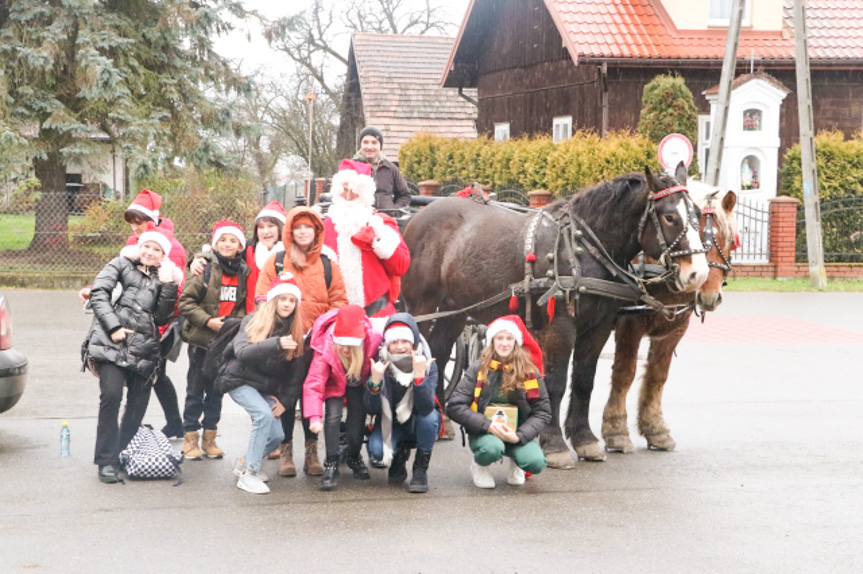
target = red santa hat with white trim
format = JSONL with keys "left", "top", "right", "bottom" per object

{"left": 330, "top": 159, "right": 376, "bottom": 206}
{"left": 211, "top": 220, "right": 246, "bottom": 249}
{"left": 125, "top": 189, "right": 161, "bottom": 222}
{"left": 256, "top": 201, "right": 287, "bottom": 225}
{"left": 485, "top": 315, "right": 544, "bottom": 376}
{"left": 332, "top": 304, "right": 366, "bottom": 347}
{"left": 137, "top": 221, "right": 172, "bottom": 256}
{"left": 267, "top": 273, "right": 302, "bottom": 303}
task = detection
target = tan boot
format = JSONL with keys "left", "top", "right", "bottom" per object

{"left": 278, "top": 442, "right": 297, "bottom": 477}
{"left": 304, "top": 439, "right": 324, "bottom": 476}
{"left": 201, "top": 429, "right": 225, "bottom": 459}
{"left": 183, "top": 431, "right": 202, "bottom": 460}
{"left": 267, "top": 444, "right": 283, "bottom": 460}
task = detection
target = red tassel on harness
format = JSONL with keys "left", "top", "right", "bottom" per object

{"left": 547, "top": 297, "right": 556, "bottom": 322}
{"left": 509, "top": 294, "right": 519, "bottom": 311}
{"left": 526, "top": 253, "right": 536, "bottom": 263}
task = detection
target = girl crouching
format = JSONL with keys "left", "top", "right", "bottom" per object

{"left": 216, "top": 276, "right": 304, "bottom": 494}
{"left": 446, "top": 315, "right": 551, "bottom": 488}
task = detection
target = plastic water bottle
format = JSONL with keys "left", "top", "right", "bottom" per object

{"left": 60, "top": 421, "right": 71, "bottom": 457}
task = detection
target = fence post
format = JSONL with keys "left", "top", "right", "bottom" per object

{"left": 418, "top": 180, "right": 440, "bottom": 197}
{"left": 768, "top": 196, "right": 801, "bottom": 278}
{"left": 528, "top": 189, "right": 553, "bottom": 208}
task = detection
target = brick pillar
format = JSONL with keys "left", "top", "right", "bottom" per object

{"left": 313, "top": 178, "right": 327, "bottom": 205}
{"left": 418, "top": 180, "right": 440, "bottom": 196}
{"left": 528, "top": 189, "right": 553, "bottom": 208}
{"left": 768, "top": 197, "right": 801, "bottom": 278}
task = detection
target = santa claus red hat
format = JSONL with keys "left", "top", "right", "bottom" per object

{"left": 330, "top": 159, "right": 376, "bottom": 204}
{"left": 486, "top": 315, "right": 544, "bottom": 375}
{"left": 211, "top": 220, "right": 246, "bottom": 249}
{"left": 137, "top": 221, "right": 172, "bottom": 256}
{"left": 338, "top": 158, "right": 373, "bottom": 177}
{"left": 256, "top": 201, "right": 287, "bottom": 225}
{"left": 125, "top": 189, "right": 161, "bottom": 222}
{"left": 267, "top": 273, "right": 302, "bottom": 303}
{"left": 332, "top": 304, "right": 366, "bottom": 347}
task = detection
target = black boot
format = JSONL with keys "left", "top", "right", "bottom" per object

{"left": 98, "top": 465, "right": 123, "bottom": 484}
{"left": 346, "top": 456, "right": 371, "bottom": 480}
{"left": 319, "top": 460, "right": 339, "bottom": 491}
{"left": 161, "top": 422, "right": 184, "bottom": 439}
{"left": 388, "top": 446, "right": 409, "bottom": 485}
{"left": 408, "top": 450, "right": 431, "bottom": 494}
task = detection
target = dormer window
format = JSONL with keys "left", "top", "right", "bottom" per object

{"left": 709, "top": 0, "right": 751, "bottom": 27}
{"left": 743, "top": 108, "right": 762, "bottom": 131}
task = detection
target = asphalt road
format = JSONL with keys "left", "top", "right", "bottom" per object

{"left": 1, "top": 290, "right": 862, "bottom": 573}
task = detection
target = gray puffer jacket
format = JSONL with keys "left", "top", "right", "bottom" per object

{"left": 83, "top": 256, "right": 179, "bottom": 379}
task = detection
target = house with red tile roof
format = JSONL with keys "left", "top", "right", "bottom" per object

{"left": 442, "top": 0, "right": 863, "bottom": 170}
{"left": 336, "top": 33, "right": 477, "bottom": 163}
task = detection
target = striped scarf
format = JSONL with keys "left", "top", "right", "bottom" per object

{"left": 470, "top": 360, "right": 540, "bottom": 412}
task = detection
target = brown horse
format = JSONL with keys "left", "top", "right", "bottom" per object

{"left": 402, "top": 168, "right": 709, "bottom": 468}
{"left": 602, "top": 187, "right": 738, "bottom": 453}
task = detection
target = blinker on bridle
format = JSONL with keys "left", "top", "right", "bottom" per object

{"left": 638, "top": 184, "right": 703, "bottom": 269}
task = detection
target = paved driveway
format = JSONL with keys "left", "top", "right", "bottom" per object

{"left": 1, "top": 290, "right": 862, "bottom": 573}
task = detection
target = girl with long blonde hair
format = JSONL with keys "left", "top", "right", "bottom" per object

{"left": 447, "top": 315, "right": 552, "bottom": 489}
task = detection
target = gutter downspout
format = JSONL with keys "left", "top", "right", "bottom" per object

{"left": 458, "top": 85, "right": 478, "bottom": 107}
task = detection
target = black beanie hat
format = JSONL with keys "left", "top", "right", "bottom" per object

{"left": 359, "top": 126, "right": 384, "bottom": 147}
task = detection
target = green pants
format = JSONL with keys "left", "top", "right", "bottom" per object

{"left": 469, "top": 434, "right": 547, "bottom": 474}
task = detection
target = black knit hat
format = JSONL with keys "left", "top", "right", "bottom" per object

{"left": 359, "top": 126, "right": 384, "bottom": 147}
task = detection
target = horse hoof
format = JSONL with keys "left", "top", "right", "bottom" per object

{"left": 646, "top": 434, "right": 676, "bottom": 451}
{"left": 575, "top": 442, "right": 607, "bottom": 462}
{"left": 604, "top": 435, "right": 634, "bottom": 454}
{"left": 545, "top": 450, "right": 577, "bottom": 469}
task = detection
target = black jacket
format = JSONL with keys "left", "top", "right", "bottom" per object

{"left": 83, "top": 257, "right": 179, "bottom": 378}
{"left": 373, "top": 158, "right": 411, "bottom": 211}
{"left": 215, "top": 313, "right": 299, "bottom": 406}
{"left": 446, "top": 362, "right": 551, "bottom": 445}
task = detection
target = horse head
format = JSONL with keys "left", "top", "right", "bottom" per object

{"left": 638, "top": 166, "right": 709, "bottom": 292}
{"left": 690, "top": 184, "right": 738, "bottom": 312}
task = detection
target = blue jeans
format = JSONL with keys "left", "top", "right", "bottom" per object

{"left": 368, "top": 410, "right": 440, "bottom": 461}
{"left": 229, "top": 385, "right": 285, "bottom": 473}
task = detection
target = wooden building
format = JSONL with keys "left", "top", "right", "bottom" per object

{"left": 442, "top": 0, "right": 863, "bottom": 166}
{"left": 337, "top": 33, "right": 477, "bottom": 162}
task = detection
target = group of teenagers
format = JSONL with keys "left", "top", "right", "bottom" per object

{"left": 80, "top": 126, "right": 552, "bottom": 495}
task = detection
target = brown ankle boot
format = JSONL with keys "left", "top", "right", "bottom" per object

{"left": 267, "top": 444, "right": 283, "bottom": 460}
{"left": 304, "top": 439, "right": 323, "bottom": 476}
{"left": 278, "top": 442, "right": 296, "bottom": 477}
{"left": 201, "top": 429, "right": 225, "bottom": 459}
{"left": 183, "top": 431, "right": 202, "bottom": 460}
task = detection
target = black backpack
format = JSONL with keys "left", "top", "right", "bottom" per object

{"left": 274, "top": 249, "right": 332, "bottom": 289}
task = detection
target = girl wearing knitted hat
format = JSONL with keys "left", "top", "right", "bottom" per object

{"left": 216, "top": 276, "right": 305, "bottom": 494}
{"left": 303, "top": 305, "right": 382, "bottom": 490}
{"left": 446, "top": 315, "right": 551, "bottom": 489}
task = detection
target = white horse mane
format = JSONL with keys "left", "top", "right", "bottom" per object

{"left": 687, "top": 179, "right": 739, "bottom": 250}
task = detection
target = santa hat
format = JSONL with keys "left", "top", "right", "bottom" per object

{"left": 267, "top": 273, "right": 302, "bottom": 303}
{"left": 330, "top": 159, "right": 376, "bottom": 205}
{"left": 332, "top": 305, "right": 366, "bottom": 347}
{"left": 126, "top": 189, "right": 161, "bottom": 221}
{"left": 211, "top": 220, "right": 246, "bottom": 249}
{"left": 137, "top": 221, "right": 172, "bottom": 256}
{"left": 256, "top": 201, "right": 287, "bottom": 225}
{"left": 486, "top": 315, "right": 544, "bottom": 376}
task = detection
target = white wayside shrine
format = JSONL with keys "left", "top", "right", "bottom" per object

{"left": 699, "top": 72, "right": 790, "bottom": 262}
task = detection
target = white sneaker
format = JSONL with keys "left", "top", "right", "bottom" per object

{"left": 233, "top": 457, "right": 269, "bottom": 482}
{"left": 470, "top": 460, "right": 495, "bottom": 489}
{"left": 506, "top": 458, "right": 525, "bottom": 486}
{"left": 237, "top": 469, "right": 270, "bottom": 494}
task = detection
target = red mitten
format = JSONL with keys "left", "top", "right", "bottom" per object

{"left": 351, "top": 225, "right": 376, "bottom": 251}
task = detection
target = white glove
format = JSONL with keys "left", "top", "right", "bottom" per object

{"left": 369, "top": 214, "right": 387, "bottom": 237}
{"left": 158, "top": 260, "right": 176, "bottom": 283}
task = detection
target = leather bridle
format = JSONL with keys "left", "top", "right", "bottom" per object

{"left": 637, "top": 185, "right": 704, "bottom": 268}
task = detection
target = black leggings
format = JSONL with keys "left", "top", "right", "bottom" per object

{"left": 279, "top": 345, "right": 316, "bottom": 444}
{"left": 323, "top": 385, "right": 365, "bottom": 462}
{"left": 94, "top": 362, "right": 151, "bottom": 467}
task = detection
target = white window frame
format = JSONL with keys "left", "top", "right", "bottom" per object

{"left": 697, "top": 114, "right": 712, "bottom": 174}
{"left": 708, "top": 0, "right": 751, "bottom": 27}
{"left": 494, "top": 122, "right": 510, "bottom": 142}
{"left": 552, "top": 116, "right": 572, "bottom": 144}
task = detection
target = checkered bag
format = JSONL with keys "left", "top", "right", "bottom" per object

{"left": 119, "top": 425, "right": 184, "bottom": 483}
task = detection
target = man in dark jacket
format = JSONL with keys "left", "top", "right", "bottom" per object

{"left": 353, "top": 125, "right": 411, "bottom": 211}
{"left": 365, "top": 313, "right": 439, "bottom": 493}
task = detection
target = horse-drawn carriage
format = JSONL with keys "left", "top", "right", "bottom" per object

{"left": 316, "top": 164, "right": 738, "bottom": 467}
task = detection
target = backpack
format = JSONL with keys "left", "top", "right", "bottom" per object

{"left": 201, "top": 316, "right": 244, "bottom": 381}
{"left": 274, "top": 249, "right": 332, "bottom": 289}
{"left": 119, "top": 425, "right": 184, "bottom": 484}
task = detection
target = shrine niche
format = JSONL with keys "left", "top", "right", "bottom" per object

{"left": 743, "top": 108, "right": 762, "bottom": 132}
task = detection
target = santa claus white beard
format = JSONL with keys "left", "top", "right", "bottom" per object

{"left": 329, "top": 197, "right": 374, "bottom": 238}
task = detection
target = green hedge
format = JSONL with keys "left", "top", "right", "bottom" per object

{"left": 780, "top": 130, "right": 863, "bottom": 262}
{"left": 399, "top": 132, "right": 659, "bottom": 195}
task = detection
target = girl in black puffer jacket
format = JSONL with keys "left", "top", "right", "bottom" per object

{"left": 216, "top": 276, "right": 304, "bottom": 495}
{"left": 82, "top": 223, "right": 181, "bottom": 483}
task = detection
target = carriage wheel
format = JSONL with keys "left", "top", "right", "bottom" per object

{"left": 443, "top": 324, "right": 487, "bottom": 403}
{"left": 441, "top": 330, "right": 467, "bottom": 403}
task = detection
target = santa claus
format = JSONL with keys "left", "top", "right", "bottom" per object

{"left": 323, "top": 159, "right": 411, "bottom": 324}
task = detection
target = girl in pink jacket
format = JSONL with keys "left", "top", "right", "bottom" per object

{"left": 303, "top": 305, "right": 381, "bottom": 490}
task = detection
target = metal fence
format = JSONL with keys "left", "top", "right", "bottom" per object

{"left": 733, "top": 197, "right": 770, "bottom": 263}
{"left": 796, "top": 197, "right": 863, "bottom": 263}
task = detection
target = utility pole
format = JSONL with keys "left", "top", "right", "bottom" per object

{"left": 704, "top": 0, "right": 745, "bottom": 187}
{"left": 793, "top": 0, "right": 827, "bottom": 288}
{"left": 305, "top": 80, "right": 316, "bottom": 178}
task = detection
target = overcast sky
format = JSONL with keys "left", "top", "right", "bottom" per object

{"left": 213, "top": 0, "right": 466, "bottom": 80}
